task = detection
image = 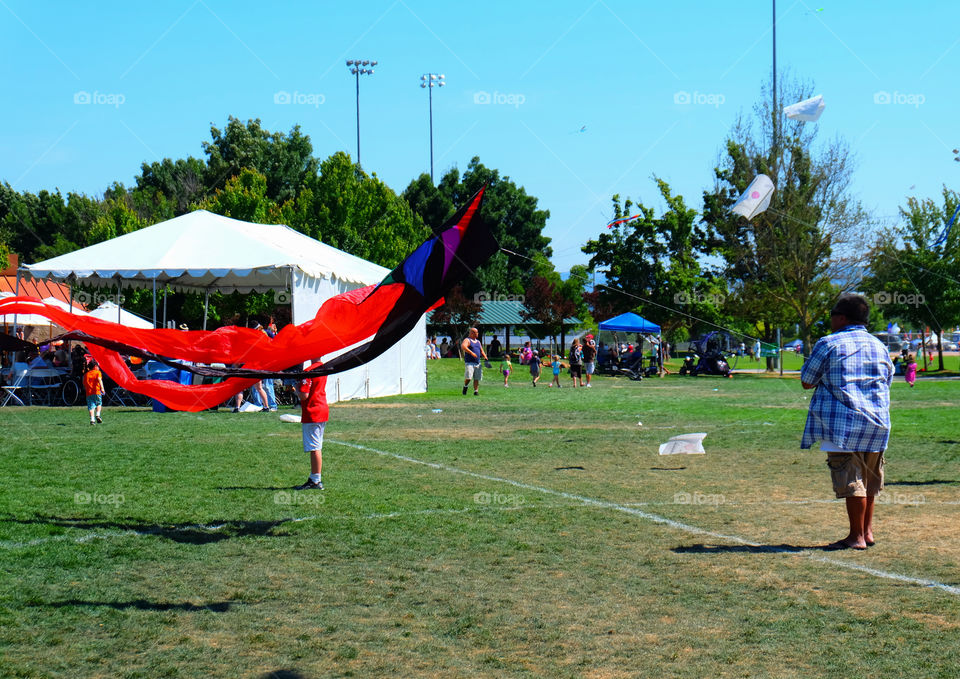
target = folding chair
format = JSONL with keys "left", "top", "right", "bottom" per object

{"left": 105, "top": 386, "right": 139, "bottom": 407}
{"left": 26, "top": 368, "right": 63, "bottom": 406}
{"left": 1, "top": 363, "right": 29, "bottom": 406}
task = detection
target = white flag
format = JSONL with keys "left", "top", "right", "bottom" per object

{"left": 731, "top": 174, "right": 776, "bottom": 220}
{"left": 783, "top": 94, "right": 825, "bottom": 122}
{"left": 658, "top": 433, "right": 707, "bottom": 455}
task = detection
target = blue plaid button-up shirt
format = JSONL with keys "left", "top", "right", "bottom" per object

{"left": 800, "top": 325, "right": 893, "bottom": 451}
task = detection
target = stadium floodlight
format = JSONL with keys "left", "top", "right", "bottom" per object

{"left": 420, "top": 72, "right": 446, "bottom": 183}
{"left": 345, "top": 59, "right": 377, "bottom": 166}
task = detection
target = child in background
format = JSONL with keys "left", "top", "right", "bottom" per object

{"left": 295, "top": 359, "right": 328, "bottom": 490}
{"left": 904, "top": 354, "right": 918, "bottom": 387}
{"left": 549, "top": 355, "right": 564, "bottom": 388}
{"left": 500, "top": 352, "right": 512, "bottom": 387}
{"left": 84, "top": 359, "right": 105, "bottom": 425}
{"left": 529, "top": 350, "right": 541, "bottom": 387}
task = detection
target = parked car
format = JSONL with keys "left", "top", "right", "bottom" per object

{"left": 906, "top": 337, "right": 958, "bottom": 352}
{"left": 872, "top": 332, "right": 903, "bottom": 352}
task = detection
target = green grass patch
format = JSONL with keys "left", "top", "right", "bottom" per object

{"left": 1, "top": 359, "right": 959, "bottom": 677}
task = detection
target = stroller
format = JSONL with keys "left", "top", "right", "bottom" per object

{"left": 617, "top": 350, "right": 660, "bottom": 381}
{"left": 617, "top": 351, "right": 645, "bottom": 381}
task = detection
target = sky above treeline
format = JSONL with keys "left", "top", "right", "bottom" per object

{"left": 2, "top": 1, "right": 957, "bottom": 272}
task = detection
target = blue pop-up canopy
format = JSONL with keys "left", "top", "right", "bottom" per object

{"left": 598, "top": 312, "right": 660, "bottom": 334}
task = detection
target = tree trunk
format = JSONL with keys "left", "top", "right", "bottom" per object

{"left": 937, "top": 329, "right": 944, "bottom": 371}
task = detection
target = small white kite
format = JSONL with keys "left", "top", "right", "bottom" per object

{"left": 659, "top": 433, "right": 707, "bottom": 455}
{"left": 731, "top": 174, "right": 776, "bottom": 220}
{"left": 783, "top": 94, "right": 825, "bottom": 122}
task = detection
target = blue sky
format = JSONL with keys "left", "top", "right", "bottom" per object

{"left": 2, "top": 1, "right": 957, "bottom": 273}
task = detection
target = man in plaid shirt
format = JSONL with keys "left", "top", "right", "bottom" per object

{"left": 801, "top": 294, "right": 893, "bottom": 551}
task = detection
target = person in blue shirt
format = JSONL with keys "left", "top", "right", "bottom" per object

{"left": 801, "top": 294, "right": 893, "bottom": 551}
{"left": 461, "top": 327, "right": 488, "bottom": 396}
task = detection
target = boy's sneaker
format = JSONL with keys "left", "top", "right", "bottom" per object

{"left": 473, "top": 390, "right": 479, "bottom": 396}
{"left": 90, "top": 420, "right": 95, "bottom": 426}
{"left": 293, "top": 479, "right": 324, "bottom": 490}
{"left": 462, "top": 386, "right": 468, "bottom": 395}
{"left": 95, "top": 416, "right": 103, "bottom": 424}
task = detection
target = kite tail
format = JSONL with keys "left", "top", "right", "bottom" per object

{"left": 0, "top": 186, "right": 497, "bottom": 410}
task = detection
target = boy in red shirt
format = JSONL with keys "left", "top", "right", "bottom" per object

{"left": 84, "top": 360, "right": 105, "bottom": 425}
{"left": 295, "top": 360, "right": 328, "bottom": 490}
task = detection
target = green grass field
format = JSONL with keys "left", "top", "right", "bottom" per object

{"left": 2, "top": 360, "right": 959, "bottom": 678}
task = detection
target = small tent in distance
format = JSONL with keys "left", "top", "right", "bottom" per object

{"left": 598, "top": 312, "right": 661, "bottom": 334}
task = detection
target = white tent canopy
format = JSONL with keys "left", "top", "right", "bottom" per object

{"left": 89, "top": 301, "right": 155, "bottom": 329}
{"left": 23, "top": 210, "right": 385, "bottom": 294}
{"left": 22, "top": 210, "right": 427, "bottom": 403}
{"left": 0, "top": 292, "right": 50, "bottom": 326}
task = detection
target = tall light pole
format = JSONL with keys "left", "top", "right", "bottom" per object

{"left": 420, "top": 73, "right": 445, "bottom": 183}
{"left": 772, "top": 0, "right": 779, "bottom": 165}
{"left": 346, "top": 59, "right": 376, "bottom": 166}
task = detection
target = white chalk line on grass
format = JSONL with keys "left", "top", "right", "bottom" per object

{"left": 328, "top": 439, "right": 960, "bottom": 597}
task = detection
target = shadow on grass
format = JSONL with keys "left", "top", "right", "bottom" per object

{"left": 216, "top": 486, "right": 296, "bottom": 491}
{"left": 886, "top": 480, "right": 958, "bottom": 486}
{"left": 29, "top": 599, "right": 241, "bottom": 612}
{"left": 2, "top": 515, "right": 294, "bottom": 544}
{"left": 673, "top": 543, "right": 814, "bottom": 554}
{"left": 261, "top": 671, "right": 310, "bottom": 679}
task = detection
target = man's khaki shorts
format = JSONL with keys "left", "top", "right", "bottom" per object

{"left": 826, "top": 452, "right": 884, "bottom": 498}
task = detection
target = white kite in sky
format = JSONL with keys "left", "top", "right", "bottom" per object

{"left": 783, "top": 94, "right": 825, "bottom": 122}
{"left": 731, "top": 174, "right": 776, "bottom": 220}
{"left": 658, "top": 433, "right": 708, "bottom": 455}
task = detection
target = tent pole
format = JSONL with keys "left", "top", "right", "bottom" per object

{"left": 203, "top": 290, "right": 209, "bottom": 330}
{"left": 163, "top": 287, "right": 167, "bottom": 329}
{"left": 116, "top": 276, "right": 122, "bottom": 323}
{"left": 152, "top": 278, "right": 157, "bottom": 329}
{"left": 13, "top": 266, "right": 21, "bottom": 338}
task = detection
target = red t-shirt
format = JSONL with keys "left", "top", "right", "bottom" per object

{"left": 299, "top": 362, "right": 329, "bottom": 423}
{"left": 84, "top": 368, "right": 103, "bottom": 396}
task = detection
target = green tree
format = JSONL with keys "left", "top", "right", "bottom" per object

{"left": 403, "top": 158, "right": 551, "bottom": 297}
{"left": 281, "top": 152, "right": 428, "bottom": 268}
{"left": 200, "top": 168, "right": 280, "bottom": 224}
{"left": 583, "top": 179, "right": 723, "bottom": 341}
{"left": 133, "top": 156, "right": 208, "bottom": 219}
{"left": 84, "top": 183, "right": 148, "bottom": 245}
{"left": 203, "top": 117, "right": 319, "bottom": 203}
{"left": 702, "top": 78, "right": 871, "bottom": 357}
{"left": 863, "top": 187, "right": 960, "bottom": 370}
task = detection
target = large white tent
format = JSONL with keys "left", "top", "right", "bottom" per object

{"left": 21, "top": 210, "right": 427, "bottom": 403}
{"left": 88, "top": 301, "right": 155, "bottom": 329}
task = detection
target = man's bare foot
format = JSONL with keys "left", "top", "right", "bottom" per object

{"left": 825, "top": 539, "right": 867, "bottom": 551}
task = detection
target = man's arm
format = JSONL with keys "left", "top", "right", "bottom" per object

{"left": 799, "top": 339, "right": 828, "bottom": 391}
{"left": 461, "top": 338, "right": 476, "bottom": 359}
